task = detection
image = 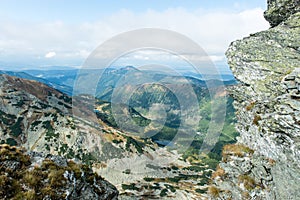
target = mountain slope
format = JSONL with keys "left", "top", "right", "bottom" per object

{"left": 0, "top": 74, "right": 214, "bottom": 199}
{"left": 0, "top": 70, "right": 73, "bottom": 95}
{"left": 0, "top": 144, "right": 118, "bottom": 199}
{"left": 0, "top": 73, "right": 157, "bottom": 163}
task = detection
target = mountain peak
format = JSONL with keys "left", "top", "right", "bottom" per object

{"left": 120, "top": 66, "right": 139, "bottom": 72}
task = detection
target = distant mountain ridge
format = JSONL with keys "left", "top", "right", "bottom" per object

{"left": 0, "top": 70, "right": 73, "bottom": 95}
{"left": 0, "top": 67, "right": 236, "bottom": 99}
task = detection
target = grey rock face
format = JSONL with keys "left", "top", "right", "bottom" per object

{"left": 210, "top": 0, "right": 300, "bottom": 199}
{"left": 264, "top": 0, "right": 300, "bottom": 27}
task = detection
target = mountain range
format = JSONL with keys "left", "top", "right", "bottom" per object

{"left": 0, "top": 67, "right": 238, "bottom": 199}
{"left": 1, "top": 67, "right": 236, "bottom": 97}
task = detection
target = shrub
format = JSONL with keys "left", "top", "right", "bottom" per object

{"left": 123, "top": 169, "right": 131, "bottom": 174}
{"left": 67, "top": 160, "right": 82, "bottom": 178}
{"left": 6, "top": 138, "right": 17, "bottom": 146}
{"left": 10, "top": 117, "right": 23, "bottom": 137}
{"left": 23, "top": 190, "right": 36, "bottom": 200}
{"left": 160, "top": 188, "right": 168, "bottom": 197}
{"left": 122, "top": 183, "right": 139, "bottom": 191}
{"left": 143, "top": 177, "right": 155, "bottom": 182}
{"left": 24, "top": 172, "right": 40, "bottom": 188}
{"left": 48, "top": 169, "right": 66, "bottom": 188}
{"left": 195, "top": 188, "right": 206, "bottom": 194}
{"left": 183, "top": 165, "right": 203, "bottom": 172}
{"left": 125, "top": 136, "right": 145, "bottom": 154}
{"left": 112, "top": 139, "right": 122, "bottom": 144}
{"left": 167, "top": 176, "right": 182, "bottom": 183}
{"left": 171, "top": 165, "right": 179, "bottom": 170}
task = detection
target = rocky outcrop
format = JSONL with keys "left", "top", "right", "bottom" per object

{"left": 210, "top": 0, "right": 300, "bottom": 199}
{"left": 0, "top": 144, "right": 119, "bottom": 199}
{"left": 264, "top": 0, "right": 300, "bottom": 27}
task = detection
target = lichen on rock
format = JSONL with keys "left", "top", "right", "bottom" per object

{"left": 210, "top": 0, "right": 300, "bottom": 199}
{"left": 264, "top": 0, "right": 300, "bottom": 27}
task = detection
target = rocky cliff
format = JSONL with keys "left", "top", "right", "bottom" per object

{"left": 210, "top": 0, "right": 300, "bottom": 199}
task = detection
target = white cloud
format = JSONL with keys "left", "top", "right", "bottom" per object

{"left": 45, "top": 51, "right": 56, "bottom": 58}
{"left": 0, "top": 7, "right": 269, "bottom": 67}
{"left": 209, "top": 55, "right": 226, "bottom": 62}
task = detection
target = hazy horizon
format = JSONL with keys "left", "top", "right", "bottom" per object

{"left": 0, "top": 0, "right": 269, "bottom": 74}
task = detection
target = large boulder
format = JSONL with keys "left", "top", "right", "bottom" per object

{"left": 264, "top": 0, "right": 300, "bottom": 27}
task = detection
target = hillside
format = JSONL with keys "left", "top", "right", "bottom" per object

{"left": 0, "top": 144, "right": 118, "bottom": 199}
{"left": 0, "top": 70, "right": 73, "bottom": 95}
{"left": 0, "top": 74, "right": 219, "bottom": 199}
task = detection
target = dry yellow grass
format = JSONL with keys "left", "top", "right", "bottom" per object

{"left": 208, "top": 186, "right": 220, "bottom": 197}
{"left": 211, "top": 165, "right": 225, "bottom": 179}
{"left": 253, "top": 115, "right": 262, "bottom": 126}
{"left": 222, "top": 144, "right": 254, "bottom": 159}
{"left": 246, "top": 101, "right": 255, "bottom": 111}
{"left": 268, "top": 158, "right": 276, "bottom": 166}
{"left": 238, "top": 175, "right": 256, "bottom": 190}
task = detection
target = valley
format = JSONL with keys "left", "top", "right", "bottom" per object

{"left": 0, "top": 67, "right": 238, "bottom": 199}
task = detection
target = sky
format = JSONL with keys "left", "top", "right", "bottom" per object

{"left": 0, "top": 0, "right": 270, "bottom": 72}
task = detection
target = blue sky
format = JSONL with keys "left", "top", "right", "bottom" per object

{"left": 0, "top": 0, "right": 269, "bottom": 72}
{"left": 1, "top": 0, "right": 267, "bottom": 22}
